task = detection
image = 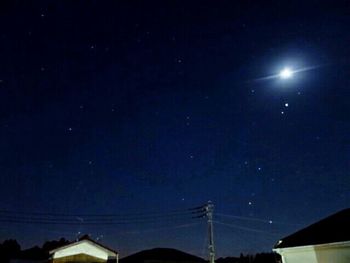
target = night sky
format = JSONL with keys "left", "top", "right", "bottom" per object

{"left": 1, "top": 0, "right": 350, "bottom": 258}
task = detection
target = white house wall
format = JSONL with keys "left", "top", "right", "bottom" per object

{"left": 275, "top": 242, "right": 350, "bottom": 263}
{"left": 53, "top": 241, "right": 112, "bottom": 260}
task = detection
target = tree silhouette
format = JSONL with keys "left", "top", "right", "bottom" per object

{"left": 42, "top": 237, "right": 70, "bottom": 253}
{"left": 0, "top": 239, "right": 21, "bottom": 263}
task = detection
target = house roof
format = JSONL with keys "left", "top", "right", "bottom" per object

{"left": 50, "top": 235, "right": 118, "bottom": 255}
{"left": 274, "top": 208, "right": 350, "bottom": 249}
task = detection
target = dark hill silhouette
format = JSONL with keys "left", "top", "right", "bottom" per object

{"left": 120, "top": 250, "right": 278, "bottom": 263}
{"left": 120, "top": 248, "right": 206, "bottom": 263}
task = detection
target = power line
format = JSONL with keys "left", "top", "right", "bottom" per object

{"left": 124, "top": 222, "right": 201, "bottom": 234}
{"left": 0, "top": 205, "right": 207, "bottom": 226}
{"left": 213, "top": 220, "right": 281, "bottom": 236}
{"left": 0, "top": 216, "right": 203, "bottom": 226}
{"left": 216, "top": 213, "right": 302, "bottom": 227}
{"left": 0, "top": 211, "right": 203, "bottom": 222}
{"left": 0, "top": 212, "right": 204, "bottom": 225}
{"left": 0, "top": 206, "right": 205, "bottom": 218}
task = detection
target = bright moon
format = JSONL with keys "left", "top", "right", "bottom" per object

{"left": 279, "top": 68, "right": 293, "bottom": 79}
{"left": 250, "top": 64, "right": 321, "bottom": 82}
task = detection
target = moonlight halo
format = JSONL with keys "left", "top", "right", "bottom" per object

{"left": 279, "top": 68, "right": 294, "bottom": 79}
{"left": 250, "top": 64, "right": 323, "bottom": 83}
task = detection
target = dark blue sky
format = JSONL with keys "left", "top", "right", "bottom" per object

{"left": 0, "top": 0, "right": 350, "bottom": 258}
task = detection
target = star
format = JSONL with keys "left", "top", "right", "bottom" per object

{"left": 285, "top": 103, "right": 289, "bottom": 107}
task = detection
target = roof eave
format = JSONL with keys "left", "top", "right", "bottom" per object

{"left": 273, "top": 240, "right": 350, "bottom": 254}
{"left": 49, "top": 239, "right": 118, "bottom": 255}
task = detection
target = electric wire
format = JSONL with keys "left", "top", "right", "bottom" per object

{"left": 0, "top": 216, "right": 203, "bottom": 226}
{"left": 124, "top": 222, "right": 201, "bottom": 234}
{"left": 0, "top": 205, "right": 205, "bottom": 218}
{"left": 216, "top": 213, "right": 302, "bottom": 227}
{"left": 0, "top": 205, "right": 207, "bottom": 226}
{"left": 213, "top": 220, "right": 281, "bottom": 236}
{"left": 0, "top": 211, "right": 204, "bottom": 222}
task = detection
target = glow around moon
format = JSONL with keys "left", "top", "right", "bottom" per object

{"left": 279, "top": 68, "right": 294, "bottom": 79}
{"left": 250, "top": 64, "right": 322, "bottom": 83}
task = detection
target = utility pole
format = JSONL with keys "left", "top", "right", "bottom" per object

{"left": 206, "top": 201, "right": 215, "bottom": 263}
